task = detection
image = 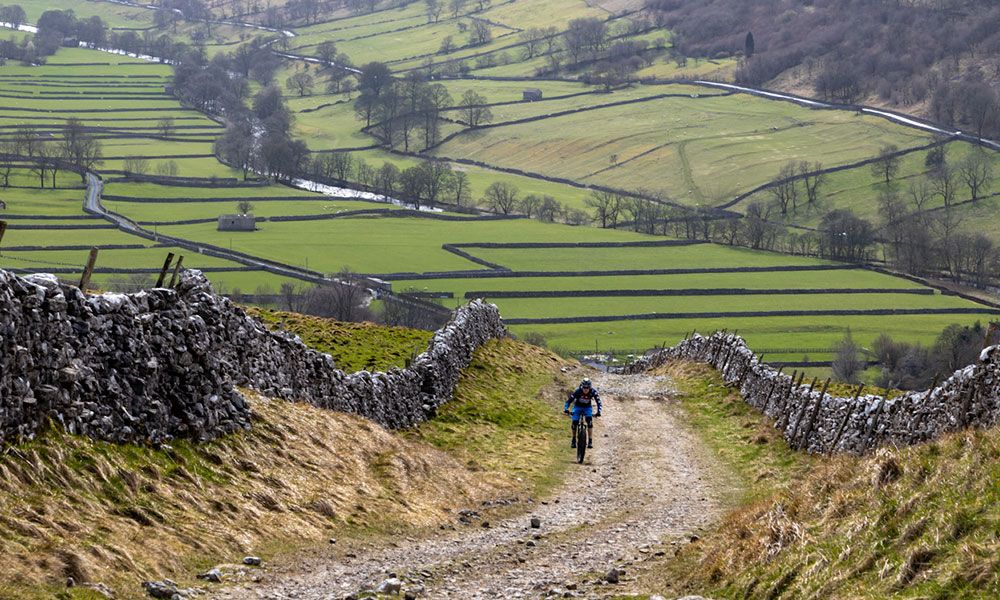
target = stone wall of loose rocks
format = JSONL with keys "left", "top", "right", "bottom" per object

{"left": 624, "top": 332, "right": 1000, "bottom": 454}
{"left": 0, "top": 268, "right": 506, "bottom": 446}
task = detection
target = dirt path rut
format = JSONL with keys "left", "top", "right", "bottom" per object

{"left": 213, "top": 372, "right": 732, "bottom": 599}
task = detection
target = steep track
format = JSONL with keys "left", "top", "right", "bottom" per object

{"left": 213, "top": 371, "right": 733, "bottom": 599}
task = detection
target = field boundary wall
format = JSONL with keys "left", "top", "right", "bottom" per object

{"left": 624, "top": 331, "right": 1000, "bottom": 453}
{"left": 0, "top": 268, "right": 506, "bottom": 446}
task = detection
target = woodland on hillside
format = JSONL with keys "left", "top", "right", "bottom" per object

{"left": 647, "top": 0, "right": 1000, "bottom": 136}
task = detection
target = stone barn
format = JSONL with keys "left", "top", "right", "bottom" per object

{"left": 217, "top": 214, "right": 256, "bottom": 231}
{"left": 522, "top": 88, "right": 543, "bottom": 101}
{"left": 0, "top": 200, "right": 6, "bottom": 210}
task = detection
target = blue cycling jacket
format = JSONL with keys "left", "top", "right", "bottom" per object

{"left": 565, "top": 386, "right": 602, "bottom": 413}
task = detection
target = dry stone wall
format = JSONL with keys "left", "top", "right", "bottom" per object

{"left": 625, "top": 332, "right": 1000, "bottom": 454}
{"left": 0, "top": 268, "right": 506, "bottom": 446}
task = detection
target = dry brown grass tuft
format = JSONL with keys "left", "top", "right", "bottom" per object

{"left": 0, "top": 395, "right": 503, "bottom": 597}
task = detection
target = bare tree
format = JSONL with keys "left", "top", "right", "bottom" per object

{"left": 520, "top": 28, "right": 546, "bottom": 59}
{"left": 482, "top": 181, "right": 519, "bottom": 214}
{"left": 799, "top": 161, "right": 826, "bottom": 206}
{"left": 237, "top": 199, "right": 254, "bottom": 215}
{"left": 584, "top": 189, "right": 623, "bottom": 228}
{"left": 448, "top": 0, "right": 466, "bottom": 18}
{"left": 301, "top": 270, "right": 373, "bottom": 322}
{"left": 743, "top": 201, "right": 775, "bottom": 250}
{"left": 0, "top": 140, "right": 16, "bottom": 188}
{"left": 468, "top": 20, "right": 491, "bottom": 46}
{"left": 444, "top": 170, "right": 471, "bottom": 206}
{"left": 930, "top": 165, "right": 958, "bottom": 207}
{"left": 123, "top": 157, "right": 149, "bottom": 176}
{"left": 460, "top": 89, "right": 493, "bottom": 126}
{"left": 285, "top": 71, "right": 315, "bottom": 96}
{"left": 520, "top": 193, "right": 542, "bottom": 218}
{"left": 156, "top": 160, "right": 179, "bottom": 177}
{"left": 907, "top": 178, "right": 933, "bottom": 213}
{"left": 60, "top": 118, "right": 103, "bottom": 179}
{"left": 870, "top": 144, "right": 900, "bottom": 185}
{"left": 958, "top": 148, "right": 994, "bottom": 202}
{"left": 156, "top": 117, "right": 176, "bottom": 137}
{"left": 280, "top": 282, "right": 304, "bottom": 312}
{"left": 538, "top": 195, "right": 561, "bottom": 222}
{"left": 831, "top": 330, "right": 864, "bottom": 384}
{"left": 768, "top": 162, "right": 800, "bottom": 215}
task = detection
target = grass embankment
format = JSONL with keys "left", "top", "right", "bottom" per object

{"left": 247, "top": 308, "right": 434, "bottom": 372}
{"left": 0, "top": 319, "right": 570, "bottom": 599}
{"left": 631, "top": 360, "right": 1000, "bottom": 599}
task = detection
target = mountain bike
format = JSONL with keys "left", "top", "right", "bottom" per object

{"left": 574, "top": 418, "right": 588, "bottom": 463}
{"left": 570, "top": 413, "right": 599, "bottom": 463}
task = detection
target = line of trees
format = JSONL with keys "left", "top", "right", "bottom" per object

{"left": 832, "top": 322, "right": 990, "bottom": 390}
{"left": 0, "top": 121, "right": 102, "bottom": 187}
{"left": 575, "top": 143, "right": 998, "bottom": 287}
{"left": 353, "top": 62, "right": 464, "bottom": 151}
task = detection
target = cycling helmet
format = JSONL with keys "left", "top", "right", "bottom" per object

{"left": 581, "top": 378, "right": 592, "bottom": 388}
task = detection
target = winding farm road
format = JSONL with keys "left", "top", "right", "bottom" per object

{"left": 211, "top": 371, "right": 733, "bottom": 599}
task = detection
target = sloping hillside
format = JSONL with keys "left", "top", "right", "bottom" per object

{"left": 650, "top": 0, "right": 1000, "bottom": 130}
{"left": 633, "top": 361, "right": 1000, "bottom": 599}
{"left": 0, "top": 320, "right": 569, "bottom": 599}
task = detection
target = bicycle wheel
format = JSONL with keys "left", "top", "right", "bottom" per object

{"left": 576, "top": 422, "right": 587, "bottom": 463}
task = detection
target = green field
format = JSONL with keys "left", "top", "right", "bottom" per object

{"left": 1, "top": 27, "right": 997, "bottom": 378}
{"left": 431, "top": 92, "right": 931, "bottom": 205}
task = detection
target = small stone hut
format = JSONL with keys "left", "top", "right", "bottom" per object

{"left": 217, "top": 214, "right": 256, "bottom": 231}
{"left": 0, "top": 200, "right": 6, "bottom": 210}
{"left": 522, "top": 88, "right": 543, "bottom": 101}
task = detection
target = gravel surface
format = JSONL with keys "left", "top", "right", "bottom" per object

{"left": 212, "top": 372, "right": 731, "bottom": 599}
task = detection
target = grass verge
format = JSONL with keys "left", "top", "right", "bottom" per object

{"left": 630, "top": 360, "right": 1000, "bottom": 599}
{"left": 406, "top": 337, "right": 573, "bottom": 499}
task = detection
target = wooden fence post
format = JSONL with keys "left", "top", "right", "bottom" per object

{"left": 760, "top": 366, "right": 784, "bottom": 413}
{"left": 168, "top": 255, "right": 185, "bottom": 288}
{"left": 862, "top": 396, "right": 885, "bottom": 450}
{"left": 0, "top": 220, "right": 7, "bottom": 252}
{"left": 798, "top": 378, "right": 831, "bottom": 450}
{"left": 828, "top": 384, "right": 864, "bottom": 456}
{"left": 775, "top": 370, "right": 799, "bottom": 431}
{"left": 155, "top": 252, "right": 175, "bottom": 288}
{"left": 788, "top": 377, "right": 818, "bottom": 441}
{"left": 79, "top": 247, "right": 99, "bottom": 292}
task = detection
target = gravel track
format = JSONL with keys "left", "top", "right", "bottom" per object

{"left": 213, "top": 372, "right": 731, "bottom": 599}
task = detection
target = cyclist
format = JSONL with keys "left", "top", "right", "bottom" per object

{"left": 564, "top": 377, "right": 602, "bottom": 449}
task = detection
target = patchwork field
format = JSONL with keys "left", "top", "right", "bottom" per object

{"left": 430, "top": 91, "right": 932, "bottom": 205}
{"left": 0, "top": 31, "right": 997, "bottom": 378}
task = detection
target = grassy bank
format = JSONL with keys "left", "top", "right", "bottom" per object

{"left": 247, "top": 308, "right": 434, "bottom": 372}
{"left": 0, "top": 322, "right": 569, "bottom": 599}
{"left": 631, "top": 360, "right": 1000, "bottom": 599}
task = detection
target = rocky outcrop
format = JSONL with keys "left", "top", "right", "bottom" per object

{"left": 625, "top": 332, "right": 1000, "bottom": 454}
{"left": 0, "top": 269, "right": 506, "bottom": 446}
